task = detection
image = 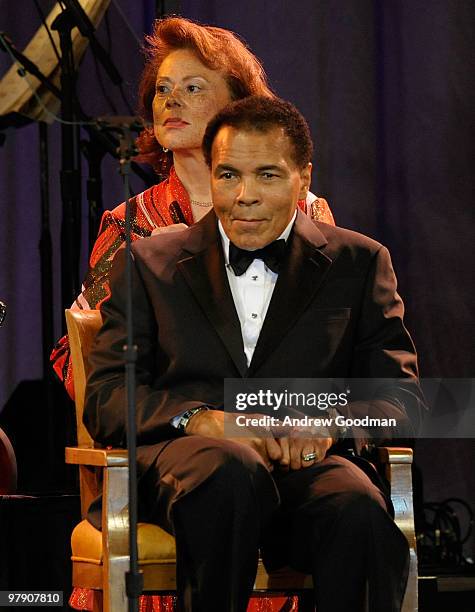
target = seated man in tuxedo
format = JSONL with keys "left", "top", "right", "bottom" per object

{"left": 85, "top": 96, "right": 425, "bottom": 612}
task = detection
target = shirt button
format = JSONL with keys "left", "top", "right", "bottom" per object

{"left": 252, "top": 275, "right": 258, "bottom": 281}
{"left": 251, "top": 313, "right": 258, "bottom": 319}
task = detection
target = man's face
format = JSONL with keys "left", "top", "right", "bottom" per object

{"left": 211, "top": 126, "right": 311, "bottom": 250}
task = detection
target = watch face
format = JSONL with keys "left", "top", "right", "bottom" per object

{"left": 178, "top": 416, "right": 188, "bottom": 430}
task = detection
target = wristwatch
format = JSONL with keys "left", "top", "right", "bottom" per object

{"left": 177, "top": 406, "right": 209, "bottom": 433}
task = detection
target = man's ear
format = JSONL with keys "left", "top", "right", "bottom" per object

{"left": 298, "top": 163, "right": 312, "bottom": 200}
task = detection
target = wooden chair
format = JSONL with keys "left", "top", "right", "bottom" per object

{"left": 65, "top": 308, "right": 418, "bottom": 611}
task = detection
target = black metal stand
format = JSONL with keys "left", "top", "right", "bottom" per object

{"left": 1, "top": 26, "right": 156, "bottom": 342}
{"left": 116, "top": 122, "right": 143, "bottom": 612}
{"left": 38, "top": 121, "right": 56, "bottom": 472}
{"left": 81, "top": 118, "right": 156, "bottom": 253}
{"left": 38, "top": 122, "right": 54, "bottom": 376}
{"left": 50, "top": 0, "right": 127, "bottom": 312}
{"left": 81, "top": 138, "right": 106, "bottom": 250}
{"left": 51, "top": 10, "right": 82, "bottom": 315}
{"left": 2, "top": 22, "right": 153, "bottom": 586}
{"left": 62, "top": 0, "right": 123, "bottom": 86}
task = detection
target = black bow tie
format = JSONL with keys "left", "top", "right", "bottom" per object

{"left": 229, "top": 239, "right": 287, "bottom": 276}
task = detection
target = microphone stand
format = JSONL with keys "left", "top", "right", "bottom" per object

{"left": 38, "top": 120, "right": 56, "bottom": 474}
{"left": 113, "top": 119, "right": 144, "bottom": 612}
{"left": 80, "top": 138, "right": 106, "bottom": 251}
{"left": 51, "top": 9, "right": 82, "bottom": 311}
{"left": 89, "top": 116, "right": 152, "bottom": 253}
{"left": 61, "top": 0, "right": 123, "bottom": 87}
{"left": 1, "top": 27, "right": 155, "bottom": 319}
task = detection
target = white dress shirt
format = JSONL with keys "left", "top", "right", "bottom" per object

{"left": 171, "top": 211, "right": 297, "bottom": 427}
{"left": 218, "top": 210, "right": 297, "bottom": 366}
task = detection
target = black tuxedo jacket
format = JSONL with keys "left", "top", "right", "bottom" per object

{"left": 84, "top": 210, "right": 425, "bottom": 472}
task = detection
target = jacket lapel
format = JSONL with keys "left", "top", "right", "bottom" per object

{"left": 247, "top": 211, "right": 333, "bottom": 375}
{"left": 176, "top": 212, "right": 247, "bottom": 376}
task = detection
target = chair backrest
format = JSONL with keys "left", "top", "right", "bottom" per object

{"left": 65, "top": 309, "right": 103, "bottom": 448}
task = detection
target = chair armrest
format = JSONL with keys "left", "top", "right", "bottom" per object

{"left": 378, "top": 447, "right": 416, "bottom": 546}
{"left": 377, "top": 447, "right": 418, "bottom": 612}
{"left": 66, "top": 446, "right": 129, "bottom": 519}
{"left": 66, "top": 446, "right": 128, "bottom": 467}
{"left": 377, "top": 446, "right": 413, "bottom": 465}
{"left": 66, "top": 446, "right": 131, "bottom": 594}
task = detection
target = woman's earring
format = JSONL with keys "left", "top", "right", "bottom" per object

{"left": 162, "top": 147, "right": 169, "bottom": 153}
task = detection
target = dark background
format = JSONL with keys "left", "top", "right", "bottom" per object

{"left": 1, "top": 0, "right": 474, "bottom": 565}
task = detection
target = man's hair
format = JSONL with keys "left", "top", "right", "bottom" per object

{"left": 202, "top": 96, "right": 313, "bottom": 170}
{"left": 135, "top": 17, "right": 275, "bottom": 173}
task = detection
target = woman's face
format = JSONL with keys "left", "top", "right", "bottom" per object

{"left": 153, "top": 49, "right": 232, "bottom": 153}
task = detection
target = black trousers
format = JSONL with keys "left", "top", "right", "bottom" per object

{"left": 139, "top": 436, "right": 409, "bottom": 612}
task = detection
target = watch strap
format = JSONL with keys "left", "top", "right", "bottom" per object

{"left": 177, "top": 405, "right": 209, "bottom": 432}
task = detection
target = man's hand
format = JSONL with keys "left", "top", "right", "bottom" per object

{"left": 277, "top": 435, "right": 333, "bottom": 470}
{"left": 185, "top": 409, "right": 282, "bottom": 470}
{"left": 151, "top": 223, "right": 188, "bottom": 236}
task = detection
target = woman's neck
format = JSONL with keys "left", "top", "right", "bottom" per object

{"left": 172, "top": 149, "right": 212, "bottom": 203}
